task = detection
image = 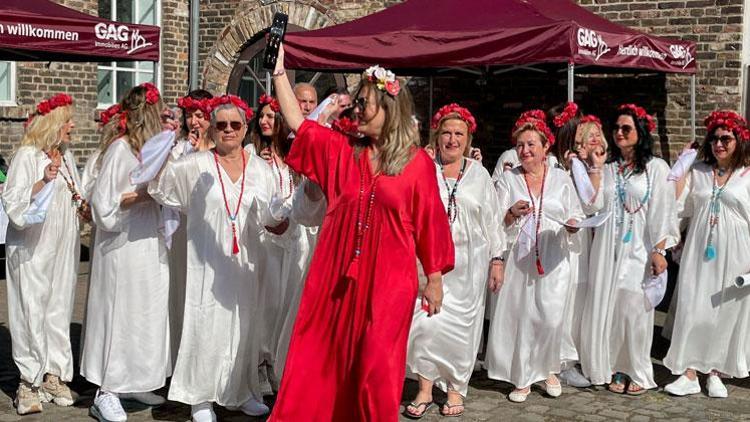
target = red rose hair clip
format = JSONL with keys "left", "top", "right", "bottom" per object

{"left": 514, "top": 111, "right": 556, "bottom": 145}
{"left": 140, "top": 82, "right": 161, "bottom": 105}
{"left": 25, "top": 93, "right": 74, "bottom": 128}
{"left": 430, "top": 103, "right": 478, "bottom": 134}
{"left": 553, "top": 102, "right": 579, "bottom": 128}
{"left": 704, "top": 110, "right": 750, "bottom": 142}
{"left": 618, "top": 103, "right": 656, "bottom": 133}
{"left": 364, "top": 65, "right": 401, "bottom": 97}
{"left": 177, "top": 96, "right": 212, "bottom": 115}
{"left": 579, "top": 114, "right": 602, "bottom": 126}
{"left": 258, "top": 94, "right": 281, "bottom": 113}
{"left": 209, "top": 95, "right": 254, "bottom": 121}
{"left": 331, "top": 116, "right": 362, "bottom": 138}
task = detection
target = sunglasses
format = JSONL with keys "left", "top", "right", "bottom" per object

{"left": 710, "top": 134, "right": 736, "bottom": 145}
{"left": 353, "top": 96, "right": 367, "bottom": 111}
{"left": 612, "top": 124, "right": 634, "bottom": 136}
{"left": 215, "top": 121, "right": 243, "bottom": 131}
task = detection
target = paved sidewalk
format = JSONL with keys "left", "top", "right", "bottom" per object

{"left": 2, "top": 266, "right": 750, "bottom": 421}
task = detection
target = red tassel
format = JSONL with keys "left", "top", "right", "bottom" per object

{"left": 345, "top": 257, "right": 360, "bottom": 282}
{"left": 231, "top": 223, "right": 240, "bottom": 255}
{"left": 536, "top": 256, "right": 545, "bottom": 276}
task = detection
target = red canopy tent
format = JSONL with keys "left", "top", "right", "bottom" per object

{"left": 284, "top": 0, "right": 695, "bottom": 74}
{"left": 0, "top": 0, "right": 160, "bottom": 62}
{"left": 283, "top": 0, "right": 698, "bottom": 135}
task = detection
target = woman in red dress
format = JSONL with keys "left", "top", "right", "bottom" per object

{"left": 268, "top": 47, "right": 454, "bottom": 421}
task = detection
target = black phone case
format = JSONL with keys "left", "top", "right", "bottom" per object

{"left": 263, "top": 13, "right": 289, "bottom": 70}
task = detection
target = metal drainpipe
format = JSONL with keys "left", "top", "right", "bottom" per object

{"left": 189, "top": 0, "right": 199, "bottom": 91}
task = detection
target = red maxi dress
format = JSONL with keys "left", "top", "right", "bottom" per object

{"left": 269, "top": 120, "right": 454, "bottom": 421}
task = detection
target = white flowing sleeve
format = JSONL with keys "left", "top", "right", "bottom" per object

{"left": 582, "top": 164, "right": 609, "bottom": 215}
{"left": 81, "top": 150, "right": 101, "bottom": 201}
{"left": 1, "top": 147, "right": 52, "bottom": 229}
{"left": 129, "top": 131, "right": 176, "bottom": 185}
{"left": 479, "top": 170, "right": 505, "bottom": 259}
{"left": 90, "top": 140, "right": 137, "bottom": 233}
{"left": 291, "top": 179, "right": 326, "bottom": 227}
{"left": 148, "top": 153, "right": 198, "bottom": 214}
{"left": 647, "top": 158, "right": 679, "bottom": 249}
{"left": 495, "top": 171, "right": 519, "bottom": 249}
{"left": 564, "top": 174, "right": 586, "bottom": 222}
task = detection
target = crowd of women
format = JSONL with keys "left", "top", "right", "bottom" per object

{"left": 3, "top": 44, "right": 750, "bottom": 422}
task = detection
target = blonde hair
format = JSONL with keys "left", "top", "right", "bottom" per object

{"left": 21, "top": 105, "right": 72, "bottom": 151}
{"left": 355, "top": 80, "right": 419, "bottom": 175}
{"left": 99, "top": 85, "right": 165, "bottom": 156}
{"left": 574, "top": 121, "right": 608, "bottom": 153}
{"left": 430, "top": 115, "right": 474, "bottom": 158}
{"left": 512, "top": 122, "right": 550, "bottom": 146}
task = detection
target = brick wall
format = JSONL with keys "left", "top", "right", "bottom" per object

{"left": 0, "top": 0, "right": 744, "bottom": 165}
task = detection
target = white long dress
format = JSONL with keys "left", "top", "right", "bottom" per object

{"left": 407, "top": 159, "right": 504, "bottom": 396}
{"left": 486, "top": 166, "right": 584, "bottom": 388}
{"left": 3, "top": 146, "right": 81, "bottom": 386}
{"left": 579, "top": 158, "right": 678, "bottom": 388}
{"left": 664, "top": 163, "right": 750, "bottom": 378}
{"left": 263, "top": 175, "right": 323, "bottom": 382}
{"left": 80, "top": 138, "right": 171, "bottom": 393}
{"left": 149, "top": 150, "right": 278, "bottom": 406}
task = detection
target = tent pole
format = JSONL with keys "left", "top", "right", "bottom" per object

{"left": 189, "top": 0, "right": 200, "bottom": 90}
{"left": 567, "top": 63, "right": 575, "bottom": 102}
{"left": 429, "top": 76, "right": 434, "bottom": 118}
{"left": 690, "top": 74, "right": 696, "bottom": 143}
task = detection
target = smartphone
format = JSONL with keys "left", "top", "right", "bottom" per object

{"left": 263, "top": 13, "right": 289, "bottom": 70}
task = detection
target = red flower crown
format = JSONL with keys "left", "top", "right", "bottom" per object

{"left": 579, "top": 114, "right": 602, "bottom": 126}
{"left": 177, "top": 96, "right": 212, "bottom": 115}
{"left": 364, "top": 65, "right": 401, "bottom": 97}
{"left": 704, "top": 110, "right": 750, "bottom": 142}
{"left": 617, "top": 103, "right": 656, "bottom": 133}
{"left": 99, "top": 104, "right": 121, "bottom": 127}
{"left": 25, "top": 93, "right": 74, "bottom": 128}
{"left": 553, "top": 102, "right": 579, "bottom": 128}
{"left": 430, "top": 103, "right": 477, "bottom": 134}
{"left": 514, "top": 111, "right": 556, "bottom": 146}
{"left": 209, "top": 95, "right": 254, "bottom": 121}
{"left": 258, "top": 94, "right": 281, "bottom": 113}
{"left": 141, "top": 82, "right": 161, "bottom": 105}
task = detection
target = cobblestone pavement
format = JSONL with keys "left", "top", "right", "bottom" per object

{"left": 2, "top": 267, "right": 750, "bottom": 421}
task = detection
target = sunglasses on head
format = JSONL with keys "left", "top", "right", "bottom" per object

{"left": 215, "top": 121, "right": 243, "bottom": 131}
{"left": 612, "top": 124, "right": 634, "bottom": 136}
{"left": 710, "top": 134, "right": 736, "bottom": 145}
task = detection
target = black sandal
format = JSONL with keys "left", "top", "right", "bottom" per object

{"left": 404, "top": 401, "right": 434, "bottom": 419}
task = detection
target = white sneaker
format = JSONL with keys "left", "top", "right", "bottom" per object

{"left": 664, "top": 375, "right": 701, "bottom": 396}
{"left": 559, "top": 367, "right": 591, "bottom": 388}
{"left": 119, "top": 391, "right": 166, "bottom": 406}
{"left": 91, "top": 390, "right": 127, "bottom": 422}
{"left": 508, "top": 387, "right": 531, "bottom": 403}
{"left": 707, "top": 374, "right": 728, "bottom": 398}
{"left": 227, "top": 396, "right": 271, "bottom": 416}
{"left": 191, "top": 402, "right": 217, "bottom": 422}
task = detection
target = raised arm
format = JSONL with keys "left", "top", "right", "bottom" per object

{"left": 272, "top": 44, "right": 304, "bottom": 132}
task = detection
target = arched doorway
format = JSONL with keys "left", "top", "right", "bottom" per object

{"left": 227, "top": 25, "right": 347, "bottom": 108}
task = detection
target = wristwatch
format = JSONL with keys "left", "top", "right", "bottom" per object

{"left": 652, "top": 247, "right": 667, "bottom": 256}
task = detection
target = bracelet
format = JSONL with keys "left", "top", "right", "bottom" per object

{"left": 491, "top": 256, "right": 505, "bottom": 264}
{"left": 587, "top": 168, "right": 601, "bottom": 174}
{"left": 272, "top": 69, "right": 286, "bottom": 77}
{"left": 652, "top": 247, "right": 667, "bottom": 256}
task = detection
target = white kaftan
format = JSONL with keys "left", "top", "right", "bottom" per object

{"left": 664, "top": 163, "right": 750, "bottom": 378}
{"left": 3, "top": 146, "right": 81, "bottom": 386}
{"left": 149, "top": 150, "right": 278, "bottom": 406}
{"left": 491, "top": 149, "right": 558, "bottom": 184}
{"left": 486, "top": 166, "right": 584, "bottom": 388}
{"left": 80, "top": 138, "right": 171, "bottom": 393}
{"left": 407, "top": 159, "right": 505, "bottom": 396}
{"left": 579, "top": 158, "right": 678, "bottom": 388}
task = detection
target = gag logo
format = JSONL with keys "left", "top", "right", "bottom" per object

{"left": 94, "top": 23, "right": 153, "bottom": 55}
{"left": 577, "top": 28, "right": 611, "bottom": 61}
{"left": 669, "top": 44, "right": 694, "bottom": 69}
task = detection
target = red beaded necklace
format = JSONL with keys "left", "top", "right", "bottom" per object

{"left": 213, "top": 149, "right": 246, "bottom": 255}
{"left": 523, "top": 164, "right": 548, "bottom": 276}
{"left": 271, "top": 153, "right": 295, "bottom": 200}
{"left": 344, "top": 148, "right": 381, "bottom": 282}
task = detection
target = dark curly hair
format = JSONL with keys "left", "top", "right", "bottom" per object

{"left": 607, "top": 108, "right": 654, "bottom": 174}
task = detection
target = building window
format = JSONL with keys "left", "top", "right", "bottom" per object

{"left": 97, "top": 0, "right": 160, "bottom": 107}
{"left": 0, "top": 61, "right": 16, "bottom": 106}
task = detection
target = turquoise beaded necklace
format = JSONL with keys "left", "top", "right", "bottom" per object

{"left": 705, "top": 167, "right": 733, "bottom": 260}
{"left": 615, "top": 161, "right": 651, "bottom": 243}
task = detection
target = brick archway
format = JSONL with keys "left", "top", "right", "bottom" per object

{"left": 202, "top": 1, "right": 338, "bottom": 94}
